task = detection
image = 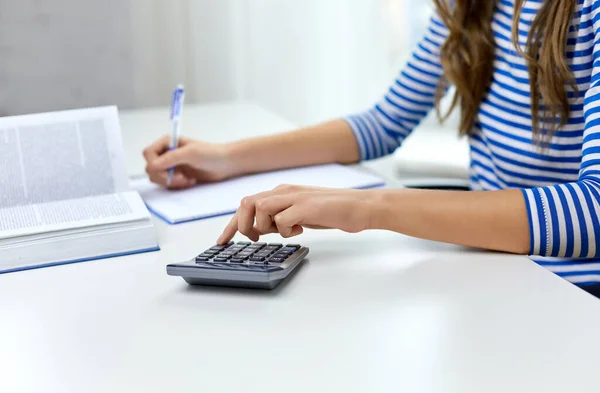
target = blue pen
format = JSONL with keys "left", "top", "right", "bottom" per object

{"left": 167, "top": 84, "right": 185, "bottom": 186}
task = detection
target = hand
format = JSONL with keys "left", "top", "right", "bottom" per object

{"left": 217, "top": 185, "right": 374, "bottom": 244}
{"left": 143, "top": 136, "right": 234, "bottom": 189}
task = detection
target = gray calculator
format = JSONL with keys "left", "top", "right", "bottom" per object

{"left": 167, "top": 241, "right": 309, "bottom": 289}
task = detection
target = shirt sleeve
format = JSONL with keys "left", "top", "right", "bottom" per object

{"left": 522, "top": 15, "right": 600, "bottom": 258}
{"left": 344, "top": 13, "right": 449, "bottom": 161}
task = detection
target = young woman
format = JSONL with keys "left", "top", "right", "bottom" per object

{"left": 144, "top": 0, "right": 600, "bottom": 296}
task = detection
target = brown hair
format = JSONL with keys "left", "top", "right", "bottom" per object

{"left": 432, "top": 0, "right": 578, "bottom": 143}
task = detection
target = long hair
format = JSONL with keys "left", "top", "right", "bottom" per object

{"left": 432, "top": 0, "right": 578, "bottom": 143}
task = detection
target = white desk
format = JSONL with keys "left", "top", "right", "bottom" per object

{"left": 1, "top": 102, "right": 600, "bottom": 393}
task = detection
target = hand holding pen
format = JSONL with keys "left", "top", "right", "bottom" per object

{"left": 142, "top": 86, "right": 235, "bottom": 189}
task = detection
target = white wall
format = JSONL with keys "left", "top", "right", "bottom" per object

{"left": 232, "top": 0, "right": 389, "bottom": 125}
{"left": 191, "top": 0, "right": 448, "bottom": 127}
{"left": 219, "top": 0, "right": 436, "bottom": 126}
{"left": 129, "top": 0, "right": 195, "bottom": 108}
{"left": 1, "top": 0, "right": 451, "bottom": 129}
{"left": 0, "top": 0, "right": 195, "bottom": 114}
{"left": 0, "top": 0, "right": 135, "bottom": 115}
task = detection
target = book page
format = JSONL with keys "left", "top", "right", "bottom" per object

{"left": 0, "top": 107, "right": 129, "bottom": 209}
{"left": 131, "top": 164, "right": 386, "bottom": 223}
{"left": 0, "top": 191, "right": 150, "bottom": 241}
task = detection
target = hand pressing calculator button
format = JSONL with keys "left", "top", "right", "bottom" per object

{"left": 167, "top": 241, "right": 309, "bottom": 289}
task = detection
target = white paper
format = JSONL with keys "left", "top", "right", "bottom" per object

{"left": 0, "top": 106, "right": 130, "bottom": 209}
{"left": 132, "top": 164, "right": 385, "bottom": 223}
{"left": 0, "top": 192, "right": 150, "bottom": 241}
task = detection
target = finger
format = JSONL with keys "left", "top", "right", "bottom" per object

{"left": 143, "top": 136, "right": 171, "bottom": 163}
{"left": 237, "top": 196, "right": 261, "bottom": 242}
{"left": 274, "top": 205, "right": 305, "bottom": 238}
{"left": 218, "top": 214, "right": 239, "bottom": 244}
{"left": 253, "top": 223, "right": 279, "bottom": 236}
{"left": 147, "top": 145, "right": 196, "bottom": 172}
{"left": 235, "top": 189, "right": 283, "bottom": 236}
{"left": 278, "top": 223, "right": 303, "bottom": 238}
{"left": 148, "top": 170, "right": 196, "bottom": 189}
{"left": 166, "top": 172, "right": 197, "bottom": 190}
{"left": 221, "top": 190, "right": 298, "bottom": 242}
{"left": 254, "top": 194, "right": 296, "bottom": 234}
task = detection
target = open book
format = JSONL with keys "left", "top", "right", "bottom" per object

{"left": 0, "top": 107, "right": 159, "bottom": 274}
{"left": 132, "top": 164, "right": 386, "bottom": 225}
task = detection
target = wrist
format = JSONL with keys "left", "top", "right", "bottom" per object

{"left": 362, "top": 189, "right": 395, "bottom": 231}
{"left": 222, "top": 141, "right": 250, "bottom": 178}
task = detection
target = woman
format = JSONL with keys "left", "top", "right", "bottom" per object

{"left": 144, "top": 0, "right": 600, "bottom": 296}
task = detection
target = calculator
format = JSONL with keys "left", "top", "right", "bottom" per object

{"left": 167, "top": 241, "right": 309, "bottom": 289}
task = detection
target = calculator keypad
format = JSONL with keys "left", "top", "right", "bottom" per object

{"left": 193, "top": 241, "right": 301, "bottom": 271}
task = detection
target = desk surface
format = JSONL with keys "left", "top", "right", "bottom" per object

{"left": 1, "top": 102, "right": 599, "bottom": 393}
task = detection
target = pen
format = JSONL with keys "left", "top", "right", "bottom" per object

{"left": 167, "top": 84, "right": 185, "bottom": 186}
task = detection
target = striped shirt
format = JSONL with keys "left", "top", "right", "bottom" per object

{"left": 345, "top": 0, "right": 600, "bottom": 287}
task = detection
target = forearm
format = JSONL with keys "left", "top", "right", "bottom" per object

{"left": 225, "top": 119, "right": 360, "bottom": 177}
{"left": 367, "top": 188, "right": 530, "bottom": 254}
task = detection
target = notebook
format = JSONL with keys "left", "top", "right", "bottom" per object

{"left": 131, "top": 164, "right": 386, "bottom": 224}
{"left": 0, "top": 107, "right": 159, "bottom": 274}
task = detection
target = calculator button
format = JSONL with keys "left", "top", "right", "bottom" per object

{"left": 271, "top": 252, "right": 290, "bottom": 259}
{"left": 278, "top": 247, "right": 297, "bottom": 254}
{"left": 210, "top": 246, "right": 227, "bottom": 251}
{"left": 197, "top": 253, "right": 214, "bottom": 259}
{"left": 230, "top": 257, "right": 246, "bottom": 263}
{"left": 203, "top": 250, "right": 219, "bottom": 255}
{"left": 219, "top": 252, "right": 233, "bottom": 257}
{"left": 267, "top": 257, "right": 286, "bottom": 263}
{"left": 195, "top": 256, "right": 210, "bottom": 262}
{"left": 285, "top": 244, "right": 301, "bottom": 249}
{"left": 250, "top": 256, "right": 265, "bottom": 262}
{"left": 213, "top": 257, "right": 229, "bottom": 262}
{"left": 267, "top": 243, "right": 283, "bottom": 247}
{"left": 253, "top": 242, "right": 266, "bottom": 246}
{"left": 237, "top": 241, "right": 251, "bottom": 245}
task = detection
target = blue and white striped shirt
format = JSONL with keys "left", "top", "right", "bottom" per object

{"left": 346, "top": 0, "right": 600, "bottom": 287}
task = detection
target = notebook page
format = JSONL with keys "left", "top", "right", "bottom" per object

{"left": 0, "top": 192, "right": 150, "bottom": 240}
{"left": 0, "top": 106, "right": 129, "bottom": 209}
{"left": 132, "top": 164, "right": 385, "bottom": 223}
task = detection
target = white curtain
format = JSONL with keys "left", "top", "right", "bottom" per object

{"left": 0, "top": 0, "right": 194, "bottom": 115}
{"left": 0, "top": 0, "right": 437, "bottom": 126}
{"left": 207, "top": 0, "right": 436, "bottom": 125}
